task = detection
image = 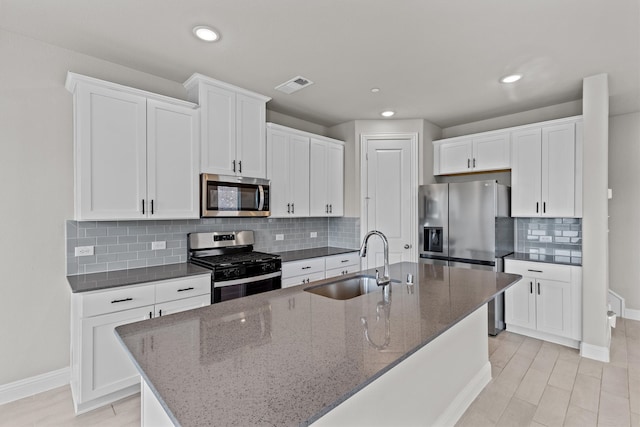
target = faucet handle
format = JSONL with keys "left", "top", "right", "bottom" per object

{"left": 375, "top": 269, "right": 380, "bottom": 280}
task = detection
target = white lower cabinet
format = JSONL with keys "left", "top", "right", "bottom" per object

{"left": 71, "top": 274, "right": 211, "bottom": 414}
{"left": 281, "top": 252, "right": 360, "bottom": 288}
{"left": 504, "top": 260, "right": 581, "bottom": 348}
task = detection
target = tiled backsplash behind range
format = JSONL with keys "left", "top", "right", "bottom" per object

{"left": 66, "top": 217, "right": 360, "bottom": 275}
{"left": 515, "top": 218, "right": 582, "bottom": 261}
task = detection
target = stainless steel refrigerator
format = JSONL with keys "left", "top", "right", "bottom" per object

{"left": 418, "top": 180, "right": 514, "bottom": 335}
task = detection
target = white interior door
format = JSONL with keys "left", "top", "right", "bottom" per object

{"left": 362, "top": 135, "right": 417, "bottom": 270}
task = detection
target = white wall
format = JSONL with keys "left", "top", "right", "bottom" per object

{"left": 609, "top": 111, "right": 640, "bottom": 312}
{"left": 581, "top": 74, "right": 610, "bottom": 352}
{"left": 266, "top": 110, "right": 330, "bottom": 136}
{"left": 0, "top": 29, "right": 191, "bottom": 385}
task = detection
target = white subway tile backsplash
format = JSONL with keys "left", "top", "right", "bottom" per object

{"left": 515, "top": 218, "right": 582, "bottom": 257}
{"left": 66, "top": 217, "right": 360, "bottom": 275}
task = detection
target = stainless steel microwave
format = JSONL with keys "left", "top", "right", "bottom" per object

{"left": 200, "top": 174, "right": 270, "bottom": 217}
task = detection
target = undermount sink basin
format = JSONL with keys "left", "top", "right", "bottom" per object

{"left": 304, "top": 274, "right": 400, "bottom": 300}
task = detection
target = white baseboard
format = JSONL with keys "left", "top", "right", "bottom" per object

{"left": 580, "top": 342, "right": 610, "bottom": 363}
{"left": 435, "top": 362, "right": 492, "bottom": 427}
{"left": 624, "top": 308, "right": 640, "bottom": 321}
{"left": 0, "top": 367, "right": 70, "bottom": 405}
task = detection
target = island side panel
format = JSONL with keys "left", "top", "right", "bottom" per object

{"left": 312, "top": 305, "right": 490, "bottom": 427}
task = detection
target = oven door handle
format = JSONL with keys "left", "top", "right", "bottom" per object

{"left": 214, "top": 271, "right": 281, "bottom": 288}
{"left": 257, "top": 185, "right": 265, "bottom": 211}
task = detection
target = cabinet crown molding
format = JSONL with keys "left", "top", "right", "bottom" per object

{"left": 183, "top": 72, "right": 271, "bottom": 102}
{"left": 266, "top": 122, "right": 345, "bottom": 146}
{"left": 433, "top": 115, "right": 583, "bottom": 146}
{"left": 65, "top": 72, "right": 198, "bottom": 109}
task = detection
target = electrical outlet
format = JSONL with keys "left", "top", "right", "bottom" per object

{"left": 151, "top": 241, "right": 166, "bottom": 250}
{"left": 310, "top": 232, "right": 317, "bottom": 238}
{"left": 275, "top": 234, "right": 284, "bottom": 241}
{"left": 75, "top": 246, "right": 94, "bottom": 257}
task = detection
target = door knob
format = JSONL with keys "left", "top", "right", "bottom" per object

{"left": 404, "top": 244, "right": 411, "bottom": 249}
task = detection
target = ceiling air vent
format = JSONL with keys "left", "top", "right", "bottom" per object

{"left": 274, "top": 76, "right": 314, "bottom": 94}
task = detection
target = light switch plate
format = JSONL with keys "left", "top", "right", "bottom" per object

{"left": 75, "top": 246, "right": 94, "bottom": 257}
{"left": 152, "top": 241, "right": 166, "bottom": 250}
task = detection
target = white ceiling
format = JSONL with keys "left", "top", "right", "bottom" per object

{"left": 1, "top": 0, "right": 638, "bottom": 128}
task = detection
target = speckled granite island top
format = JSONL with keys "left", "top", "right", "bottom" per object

{"left": 273, "top": 247, "right": 358, "bottom": 263}
{"left": 115, "top": 262, "right": 521, "bottom": 426}
{"left": 67, "top": 263, "right": 211, "bottom": 293}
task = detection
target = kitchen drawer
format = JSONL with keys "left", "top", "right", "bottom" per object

{"left": 282, "top": 271, "right": 326, "bottom": 288}
{"left": 81, "top": 284, "right": 155, "bottom": 317}
{"left": 282, "top": 257, "right": 325, "bottom": 279}
{"left": 325, "top": 265, "right": 360, "bottom": 279}
{"left": 155, "top": 274, "right": 211, "bottom": 304}
{"left": 504, "top": 260, "right": 572, "bottom": 282}
{"left": 324, "top": 252, "right": 360, "bottom": 270}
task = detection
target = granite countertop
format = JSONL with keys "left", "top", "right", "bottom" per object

{"left": 67, "top": 263, "right": 211, "bottom": 293}
{"left": 115, "top": 262, "right": 520, "bottom": 426}
{"left": 273, "top": 246, "right": 358, "bottom": 263}
{"left": 506, "top": 252, "right": 582, "bottom": 266}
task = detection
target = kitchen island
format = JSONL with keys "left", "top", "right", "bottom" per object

{"left": 115, "top": 262, "right": 520, "bottom": 426}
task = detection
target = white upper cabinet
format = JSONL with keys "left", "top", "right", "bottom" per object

{"left": 434, "top": 132, "right": 509, "bottom": 175}
{"left": 512, "top": 121, "right": 580, "bottom": 217}
{"left": 310, "top": 137, "right": 344, "bottom": 217}
{"left": 267, "top": 123, "right": 344, "bottom": 218}
{"left": 66, "top": 73, "right": 199, "bottom": 221}
{"left": 184, "top": 74, "right": 270, "bottom": 178}
{"left": 266, "top": 124, "right": 310, "bottom": 217}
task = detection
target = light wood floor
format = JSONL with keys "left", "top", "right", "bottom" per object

{"left": 2, "top": 318, "right": 639, "bottom": 426}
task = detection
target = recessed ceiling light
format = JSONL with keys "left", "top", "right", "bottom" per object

{"left": 193, "top": 26, "right": 220, "bottom": 42}
{"left": 500, "top": 74, "right": 522, "bottom": 84}
{"left": 371, "top": 88, "right": 380, "bottom": 93}
{"left": 381, "top": 110, "right": 395, "bottom": 117}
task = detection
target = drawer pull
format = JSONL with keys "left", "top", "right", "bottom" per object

{"left": 527, "top": 269, "right": 543, "bottom": 273}
{"left": 177, "top": 287, "right": 195, "bottom": 292}
{"left": 302, "top": 266, "right": 311, "bottom": 270}
{"left": 111, "top": 297, "right": 133, "bottom": 304}
{"left": 341, "top": 260, "right": 349, "bottom": 263}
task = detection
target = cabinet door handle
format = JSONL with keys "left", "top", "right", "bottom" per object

{"left": 151, "top": 200, "right": 154, "bottom": 215}
{"left": 232, "top": 160, "right": 236, "bottom": 173}
{"left": 537, "top": 282, "right": 541, "bottom": 295}
{"left": 159, "top": 309, "right": 162, "bottom": 317}
{"left": 292, "top": 203, "right": 295, "bottom": 214}
{"left": 142, "top": 199, "right": 145, "bottom": 215}
{"left": 238, "top": 160, "right": 242, "bottom": 173}
{"left": 473, "top": 158, "right": 476, "bottom": 168}
{"left": 543, "top": 202, "right": 546, "bottom": 214}
{"left": 287, "top": 203, "right": 291, "bottom": 214}
{"left": 177, "top": 287, "right": 194, "bottom": 292}
{"left": 325, "top": 204, "right": 329, "bottom": 214}
{"left": 111, "top": 297, "right": 133, "bottom": 304}
{"left": 527, "top": 269, "right": 543, "bottom": 273}
{"left": 536, "top": 202, "right": 539, "bottom": 213}
{"left": 467, "top": 158, "right": 470, "bottom": 168}
{"left": 529, "top": 281, "right": 533, "bottom": 294}
{"left": 149, "top": 311, "right": 153, "bottom": 319}
{"left": 329, "top": 204, "right": 332, "bottom": 213}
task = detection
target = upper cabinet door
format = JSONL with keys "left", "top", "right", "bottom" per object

{"left": 75, "top": 84, "right": 147, "bottom": 220}
{"left": 326, "top": 142, "right": 344, "bottom": 216}
{"left": 266, "top": 129, "right": 292, "bottom": 217}
{"left": 542, "top": 123, "right": 575, "bottom": 217}
{"left": 290, "top": 134, "right": 311, "bottom": 217}
{"left": 511, "top": 128, "right": 542, "bottom": 217}
{"left": 472, "top": 133, "right": 510, "bottom": 172}
{"left": 309, "top": 139, "right": 328, "bottom": 216}
{"left": 438, "top": 140, "right": 473, "bottom": 175}
{"left": 146, "top": 100, "right": 199, "bottom": 219}
{"left": 200, "top": 83, "right": 236, "bottom": 176}
{"left": 236, "top": 93, "right": 267, "bottom": 179}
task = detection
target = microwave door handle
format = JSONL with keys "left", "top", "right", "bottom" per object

{"left": 258, "top": 185, "right": 265, "bottom": 211}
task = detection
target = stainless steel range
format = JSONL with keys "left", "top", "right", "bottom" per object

{"left": 188, "top": 231, "right": 282, "bottom": 303}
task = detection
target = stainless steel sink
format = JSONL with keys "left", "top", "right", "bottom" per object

{"left": 304, "top": 275, "right": 400, "bottom": 300}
